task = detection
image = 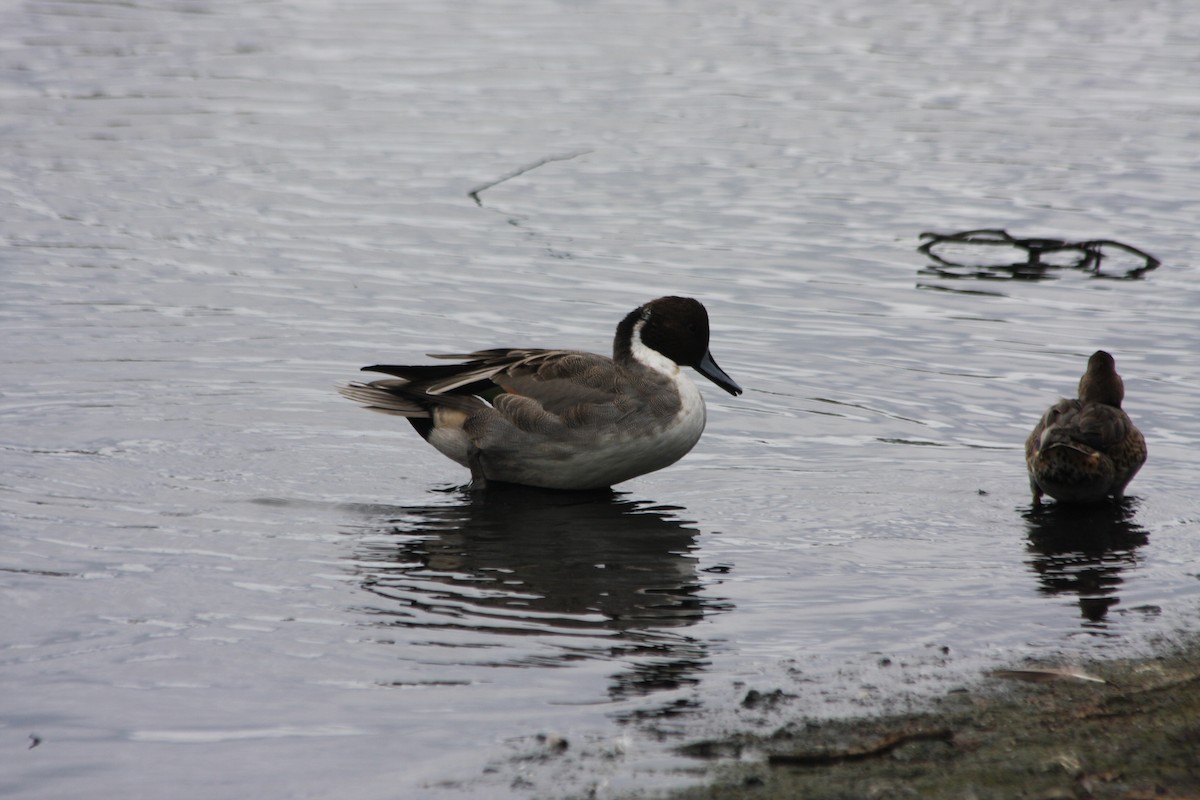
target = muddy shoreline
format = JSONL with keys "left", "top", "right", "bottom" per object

{"left": 657, "top": 637, "right": 1200, "bottom": 799}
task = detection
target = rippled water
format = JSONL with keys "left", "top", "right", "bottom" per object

{"left": 4, "top": 1, "right": 1200, "bottom": 797}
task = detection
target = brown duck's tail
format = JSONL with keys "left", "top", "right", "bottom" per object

{"left": 1041, "top": 440, "right": 1101, "bottom": 458}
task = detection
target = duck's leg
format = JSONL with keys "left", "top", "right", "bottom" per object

{"left": 1030, "top": 479, "right": 1044, "bottom": 509}
{"left": 467, "top": 446, "right": 489, "bottom": 491}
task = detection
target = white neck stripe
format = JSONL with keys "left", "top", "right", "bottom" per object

{"left": 630, "top": 318, "right": 680, "bottom": 377}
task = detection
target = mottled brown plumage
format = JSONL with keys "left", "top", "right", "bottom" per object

{"left": 1024, "top": 351, "right": 1147, "bottom": 507}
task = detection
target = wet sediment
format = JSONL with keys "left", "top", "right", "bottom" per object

{"left": 663, "top": 639, "right": 1200, "bottom": 799}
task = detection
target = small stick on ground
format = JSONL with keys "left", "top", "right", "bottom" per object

{"left": 767, "top": 728, "right": 955, "bottom": 767}
{"left": 467, "top": 150, "right": 592, "bottom": 206}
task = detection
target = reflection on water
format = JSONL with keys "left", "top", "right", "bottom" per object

{"left": 345, "top": 488, "right": 729, "bottom": 701}
{"left": 1024, "top": 501, "right": 1149, "bottom": 628}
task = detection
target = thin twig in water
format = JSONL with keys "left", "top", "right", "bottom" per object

{"left": 990, "top": 667, "right": 1111, "bottom": 685}
{"left": 467, "top": 150, "right": 592, "bottom": 206}
{"left": 767, "top": 728, "right": 955, "bottom": 767}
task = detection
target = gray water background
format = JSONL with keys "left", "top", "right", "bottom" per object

{"left": 3, "top": 1, "right": 1199, "bottom": 797}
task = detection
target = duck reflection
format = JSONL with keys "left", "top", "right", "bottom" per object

{"left": 1023, "top": 500, "right": 1148, "bottom": 627}
{"left": 345, "top": 486, "right": 729, "bottom": 701}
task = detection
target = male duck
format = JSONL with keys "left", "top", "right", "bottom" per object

{"left": 1025, "top": 350, "right": 1146, "bottom": 507}
{"left": 341, "top": 296, "right": 742, "bottom": 490}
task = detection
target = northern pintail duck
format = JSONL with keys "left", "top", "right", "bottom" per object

{"left": 1025, "top": 350, "right": 1146, "bottom": 507}
{"left": 340, "top": 296, "right": 742, "bottom": 490}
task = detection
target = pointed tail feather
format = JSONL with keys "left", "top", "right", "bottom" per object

{"left": 362, "top": 363, "right": 469, "bottom": 381}
{"left": 338, "top": 383, "right": 430, "bottom": 417}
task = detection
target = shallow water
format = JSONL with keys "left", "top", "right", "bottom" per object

{"left": 3, "top": 1, "right": 1200, "bottom": 797}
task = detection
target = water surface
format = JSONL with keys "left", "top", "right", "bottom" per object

{"left": 3, "top": 1, "right": 1199, "bottom": 797}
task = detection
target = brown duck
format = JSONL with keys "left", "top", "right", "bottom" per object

{"left": 1025, "top": 351, "right": 1147, "bottom": 507}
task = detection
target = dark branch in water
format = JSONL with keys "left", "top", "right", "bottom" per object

{"left": 917, "top": 229, "right": 1160, "bottom": 281}
{"left": 468, "top": 150, "right": 592, "bottom": 207}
